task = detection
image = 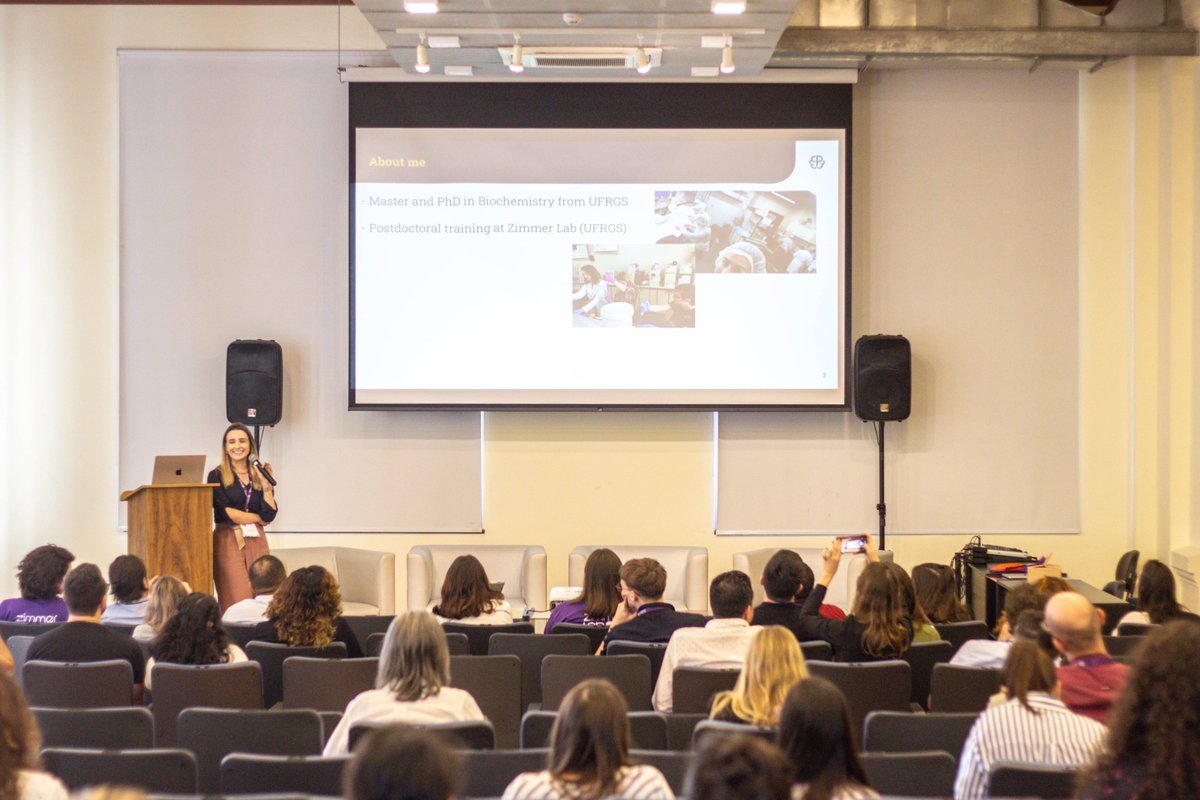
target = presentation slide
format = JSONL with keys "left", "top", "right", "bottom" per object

{"left": 351, "top": 127, "right": 846, "bottom": 408}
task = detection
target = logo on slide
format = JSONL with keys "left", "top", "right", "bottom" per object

{"left": 808, "top": 155, "right": 826, "bottom": 170}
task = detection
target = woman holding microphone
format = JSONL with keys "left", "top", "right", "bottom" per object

{"left": 209, "top": 423, "right": 276, "bottom": 612}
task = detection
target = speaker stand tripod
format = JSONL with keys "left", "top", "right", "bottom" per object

{"left": 874, "top": 420, "right": 887, "bottom": 552}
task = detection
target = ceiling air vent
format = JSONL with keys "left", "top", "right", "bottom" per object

{"left": 499, "top": 46, "right": 663, "bottom": 70}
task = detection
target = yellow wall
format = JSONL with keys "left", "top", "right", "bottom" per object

{"left": 3, "top": 5, "right": 1199, "bottom": 603}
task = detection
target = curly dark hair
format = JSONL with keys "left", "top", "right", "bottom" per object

{"left": 16, "top": 544, "right": 74, "bottom": 600}
{"left": 1081, "top": 620, "right": 1200, "bottom": 798}
{"left": 265, "top": 565, "right": 342, "bottom": 646}
{"left": 0, "top": 670, "right": 40, "bottom": 800}
{"left": 151, "top": 592, "right": 234, "bottom": 665}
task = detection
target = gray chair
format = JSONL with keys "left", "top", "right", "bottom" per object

{"left": 42, "top": 748, "right": 197, "bottom": 794}
{"left": 220, "top": 753, "right": 350, "bottom": 796}
{"left": 929, "top": 664, "right": 1002, "bottom": 713}
{"left": 1103, "top": 634, "right": 1145, "bottom": 658}
{"left": 23, "top": 659, "right": 134, "bottom": 707}
{"left": 860, "top": 751, "right": 957, "bottom": 798}
{"left": 807, "top": 660, "right": 913, "bottom": 749}
{"left": 671, "top": 666, "right": 740, "bottom": 714}
{"left": 799, "top": 640, "right": 834, "bottom": 662}
{"left": 989, "top": 762, "right": 1079, "bottom": 799}
{"left": 666, "top": 712, "right": 708, "bottom": 751}
{"left": 282, "top": 656, "right": 379, "bottom": 711}
{"left": 903, "top": 639, "right": 954, "bottom": 709}
{"left": 149, "top": 661, "right": 264, "bottom": 746}
{"left": 319, "top": 711, "right": 343, "bottom": 746}
{"left": 547, "top": 622, "right": 608, "bottom": 652}
{"left": 364, "top": 632, "right": 385, "bottom": 658}
{"left": 365, "top": 630, "right": 467, "bottom": 656}
{"left": 450, "top": 653, "right": 522, "bottom": 748}
{"left": 461, "top": 749, "right": 548, "bottom": 798}
{"left": 541, "top": 654, "right": 653, "bottom": 711}
{"left": 630, "top": 750, "right": 692, "bottom": 795}
{"left": 349, "top": 719, "right": 497, "bottom": 752}
{"left": 933, "top": 621, "right": 991, "bottom": 655}
{"left": 244, "top": 640, "right": 347, "bottom": 709}
{"left": 863, "top": 710, "right": 979, "bottom": 766}
{"left": 489, "top": 631, "right": 591, "bottom": 710}
{"left": 0, "top": 620, "right": 61, "bottom": 640}
{"left": 1117, "top": 621, "right": 1159, "bottom": 637}
{"left": 342, "top": 614, "right": 395, "bottom": 645}
{"left": 33, "top": 706, "right": 155, "bottom": 749}
{"left": 7, "top": 635, "right": 34, "bottom": 686}
{"left": 1114, "top": 549, "right": 1139, "bottom": 601}
{"left": 606, "top": 640, "right": 668, "bottom": 687}
{"left": 442, "top": 622, "right": 534, "bottom": 656}
{"left": 691, "top": 719, "right": 775, "bottom": 750}
{"left": 521, "top": 710, "right": 669, "bottom": 750}
{"left": 177, "top": 707, "right": 324, "bottom": 793}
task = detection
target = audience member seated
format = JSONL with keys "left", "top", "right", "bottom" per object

{"left": 132, "top": 575, "right": 189, "bottom": 641}
{"left": 26, "top": 563, "right": 145, "bottom": 702}
{"left": 345, "top": 726, "right": 461, "bottom": 800}
{"left": 751, "top": 550, "right": 844, "bottom": 643}
{"left": 912, "top": 562, "right": 972, "bottom": 624}
{"left": 686, "top": 734, "right": 793, "bottom": 800}
{"left": 710, "top": 626, "right": 808, "bottom": 726}
{"left": 222, "top": 555, "right": 285, "bottom": 625}
{"left": 502, "top": 678, "right": 674, "bottom": 800}
{"left": 601, "top": 558, "right": 705, "bottom": 653}
{"left": 654, "top": 571, "right": 760, "bottom": 712}
{"left": 1044, "top": 591, "right": 1127, "bottom": 724}
{"left": 0, "top": 544, "right": 73, "bottom": 623}
{"left": 776, "top": 677, "right": 878, "bottom": 800}
{"left": 544, "top": 548, "right": 621, "bottom": 633}
{"left": 1078, "top": 620, "right": 1200, "bottom": 799}
{"left": 145, "top": 592, "right": 247, "bottom": 691}
{"left": 1116, "top": 559, "right": 1200, "bottom": 628}
{"left": 252, "top": 565, "right": 363, "bottom": 657}
{"left": 432, "top": 555, "right": 513, "bottom": 625}
{"left": 100, "top": 554, "right": 150, "bottom": 624}
{"left": 0, "top": 669, "right": 68, "bottom": 800}
{"left": 950, "top": 583, "right": 1050, "bottom": 669}
{"left": 324, "top": 610, "right": 485, "bottom": 755}
{"left": 884, "top": 562, "right": 941, "bottom": 643}
{"left": 798, "top": 537, "right": 913, "bottom": 662}
{"left": 954, "top": 640, "right": 1106, "bottom": 799}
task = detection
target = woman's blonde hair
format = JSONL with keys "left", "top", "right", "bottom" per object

{"left": 142, "top": 575, "right": 189, "bottom": 634}
{"left": 710, "top": 626, "right": 808, "bottom": 726}
{"left": 376, "top": 611, "right": 451, "bottom": 702}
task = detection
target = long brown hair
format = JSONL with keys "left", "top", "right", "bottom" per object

{"left": 0, "top": 670, "right": 41, "bottom": 800}
{"left": 432, "top": 555, "right": 503, "bottom": 620}
{"left": 547, "top": 679, "right": 632, "bottom": 800}
{"left": 777, "top": 677, "right": 872, "bottom": 800}
{"left": 578, "top": 548, "right": 622, "bottom": 620}
{"left": 912, "top": 563, "right": 970, "bottom": 623}
{"left": 1000, "top": 639, "right": 1057, "bottom": 712}
{"left": 265, "top": 565, "right": 341, "bottom": 646}
{"left": 885, "top": 562, "right": 932, "bottom": 627}
{"left": 217, "top": 423, "right": 262, "bottom": 490}
{"left": 851, "top": 563, "right": 912, "bottom": 658}
{"left": 1136, "top": 559, "right": 1186, "bottom": 624}
{"left": 1082, "top": 621, "right": 1200, "bottom": 798}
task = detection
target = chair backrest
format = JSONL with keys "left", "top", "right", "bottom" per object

{"left": 859, "top": 751, "right": 957, "bottom": 799}
{"left": 546, "top": 622, "right": 608, "bottom": 652}
{"left": 149, "top": 661, "right": 264, "bottom": 745}
{"left": 671, "top": 666, "right": 740, "bottom": 714}
{"left": 929, "top": 664, "right": 1003, "bottom": 713}
{"left": 806, "top": 660, "right": 912, "bottom": 749}
{"left": 348, "top": 719, "right": 497, "bottom": 752}
{"left": 0, "top": 620, "right": 61, "bottom": 640}
{"left": 341, "top": 614, "right": 396, "bottom": 645}
{"left": 541, "top": 654, "right": 653, "bottom": 712}
{"left": 6, "top": 635, "right": 35, "bottom": 686}
{"left": 244, "top": 640, "right": 347, "bottom": 708}
{"left": 932, "top": 621, "right": 991, "bottom": 655}
{"left": 442, "top": 622, "right": 534, "bottom": 656}
{"left": 177, "top": 707, "right": 324, "bottom": 793}
{"left": 220, "top": 753, "right": 350, "bottom": 797}
{"left": 988, "top": 761, "right": 1079, "bottom": 799}
{"left": 1115, "top": 550, "right": 1139, "bottom": 599}
{"left": 449, "top": 654, "right": 522, "bottom": 748}
{"left": 489, "top": 631, "right": 591, "bottom": 709}
{"left": 33, "top": 706, "right": 154, "bottom": 749}
{"left": 282, "top": 655, "right": 379, "bottom": 711}
{"left": 903, "top": 639, "right": 954, "bottom": 709}
{"left": 364, "top": 632, "right": 385, "bottom": 657}
{"left": 23, "top": 659, "right": 133, "bottom": 707}
{"left": 461, "top": 749, "right": 549, "bottom": 798}
{"left": 799, "top": 640, "right": 834, "bottom": 662}
{"left": 225, "top": 623, "right": 259, "bottom": 650}
{"left": 1117, "top": 621, "right": 1160, "bottom": 637}
{"left": 862, "top": 710, "right": 979, "bottom": 765}
{"left": 1103, "top": 634, "right": 1145, "bottom": 658}
{"left": 42, "top": 747, "right": 197, "bottom": 794}
{"left": 606, "top": 640, "right": 669, "bottom": 687}
{"left": 521, "top": 710, "right": 669, "bottom": 750}
{"left": 691, "top": 719, "right": 775, "bottom": 750}
{"left": 365, "top": 629, "right": 466, "bottom": 657}
{"left": 629, "top": 750, "right": 693, "bottom": 795}
{"left": 1102, "top": 580, "right": 1127, "bottom": 598}
{"left": 665, "top": 712, "right": 708, "bottom": 751}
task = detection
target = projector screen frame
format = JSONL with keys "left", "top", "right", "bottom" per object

{"left": 348, "top": 82, "right": 853, "bottom": 411}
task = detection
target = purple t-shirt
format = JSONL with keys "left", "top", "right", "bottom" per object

{"left": 0, "top": 596, "right": 68, "bottom": 624}
{"left": 545, "top": 598, "right": 610, "bottom": 633}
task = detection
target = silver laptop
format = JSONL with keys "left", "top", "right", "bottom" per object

{"left": 152, "top": 455, "right": 207, "bottom": 485}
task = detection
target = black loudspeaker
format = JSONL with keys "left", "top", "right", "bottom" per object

{"left": 226, "top": 340, "right": 283, "bottom": 426}
{"left": 853, "top": 335, "right": 911, "bottom": 421}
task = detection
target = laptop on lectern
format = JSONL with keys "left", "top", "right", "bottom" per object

{"left": 152, "top": 455, "right": 207, "bottom": 485}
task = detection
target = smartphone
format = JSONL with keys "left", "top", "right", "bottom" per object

{"left": 840, "top": 535, "right": 867, "bottom": 554}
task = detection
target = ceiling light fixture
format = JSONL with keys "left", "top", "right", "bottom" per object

{"left": 712, "top": 0, "right": 746, "bottom": 14}
{"left": 510, "top": 34, "right": 525, "bottom": 73}
{"left": 720, "top": 38, "right": 735, "bottom": 74}
{"left": 415, "top": 35, "right": 431, "bottom": 74}
{"left": 403, "top": 0, "right": 439, "bottom": 14}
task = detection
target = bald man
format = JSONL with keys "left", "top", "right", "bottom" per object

{"left": 1044, "top": 591, "right": 1127, "bottom": 724}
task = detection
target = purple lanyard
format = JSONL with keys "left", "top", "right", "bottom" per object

{"left": 238, "top": 477, "right": 253, "bottom": 510}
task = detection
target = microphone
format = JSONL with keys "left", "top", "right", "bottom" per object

{"left": 250, "top": 455, "right": 277, "bottom": 487}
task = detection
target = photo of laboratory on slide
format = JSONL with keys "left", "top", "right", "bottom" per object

{"left": 570, "top": 244, "right": 696, "bottom": 329}
{"left": 654, "top": 189, "right": 817, "bottom": 274}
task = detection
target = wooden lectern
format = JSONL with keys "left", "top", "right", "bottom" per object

{"left": 121, "top": 484, "right": 215, "bottom": 595}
